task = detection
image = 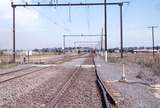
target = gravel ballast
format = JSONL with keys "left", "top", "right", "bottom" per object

{"left": 0, "top": 55, "right": 89, "bottom": 108}
{"left": 55, "top": 56, "right": 102, "bottom": 108}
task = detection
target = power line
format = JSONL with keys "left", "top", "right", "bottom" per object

{"left": 25, "top": 6, "right": 70, "bottom": 32}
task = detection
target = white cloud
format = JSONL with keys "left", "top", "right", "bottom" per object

{"left": 0, "top": 0, "right": 43, "bottom": 49}
{"left": 0, "top": 0, "right": 41, "bottom": 26}
{"left": 16, "top": 8, "right": 40, "bottom": 26}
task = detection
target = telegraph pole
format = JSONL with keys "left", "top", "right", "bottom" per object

{"left": 148, "top": 26, "right": 158, "bottom": 58}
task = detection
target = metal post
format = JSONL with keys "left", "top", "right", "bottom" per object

{"left": 12, "top": 4, "right": 16, "bottom": 63}
{"left": 101, "top": 28, "right": 103, "bottom": 51}
{"left": 28, "top": 50, "right": 29, "bottom": 63}
{"left": 120, "top": 3, "right": 123, "bottom": 58}
{"left": 104, "top": 0, "right": 108, "bottom": 62}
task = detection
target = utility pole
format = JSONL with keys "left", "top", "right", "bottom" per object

{"left": 148, "top": 26, "right": 158, "bottom": 58}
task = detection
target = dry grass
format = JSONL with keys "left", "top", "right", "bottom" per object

{"left": 125, "top": 53, "right": 160, "bottom": 64}
{"left": 108, "top": 53, "right": 160, "bottom": 76}
{"left": 0, "top": 52, "right": 57, "bottom": 66}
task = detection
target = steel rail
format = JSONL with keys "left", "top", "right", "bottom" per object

{"left": 47, "top": 66, "right": 81, "bottom": 108}
{"left": 0, "top": 54, "right": 79, "bottom": 76}
{"left": 92, "top": 56, "right": 117, "bottom": 108}
{"left": 0, "top": 66, "right": 49, "bottom": 84}
{"left": 0, "top": 66, "right": 35, "bottom": 76}
{"left": 0, "top": 54, "right": 86, "bottom": 84}
{"left": 46, "top": 53, "right": 87, "bottom": 64}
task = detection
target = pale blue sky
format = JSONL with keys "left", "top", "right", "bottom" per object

{"left": 0, "top": 0, "right": 160, "bottom": 49}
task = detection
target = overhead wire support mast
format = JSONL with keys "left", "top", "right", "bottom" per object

{"left": 12, "top": 2, "right": 16, "bottom": 63}
{"left": 11, "top": 1, "right": 129, "bottom": 63}
{"left": 119, "top": 3, "right": 123, "bottom": 58}
{"left": 104, "top": 0, "right": 107, "bottom": 62}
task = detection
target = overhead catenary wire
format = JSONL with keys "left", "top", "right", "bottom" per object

{"left": 20, "top": 0, "right": 69, "bottom": 32}
{"left": 24, "top": 6, "right": 71, "bottom": 32}
{"left": 30, "top": 0, "right": 72, "bottom": 32}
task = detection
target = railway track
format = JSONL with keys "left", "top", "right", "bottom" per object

{"left": 47, "top": 66, "right": 82, "bottom": 108}
{"left": 92, "top": 56, "right": 117, "bottom": 108}
{"left": 0, "top": 66, "right": 50, "bottom": 84}
{"left": 46, "top": 54, "right": 105, "bottom": 108}
{"left": 0, "top": 53, "right": 114, "bottom": 108}
{"left": 46, "top": 53, "right": 87, "bottom": 64}
{"left": 0, "top": 54, "right": 87, "bottom": 85}
{"left": 0, "top": 66, "right": 35, "bottom": 76}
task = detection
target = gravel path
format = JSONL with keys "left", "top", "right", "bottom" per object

{"left": 55, "top": 56, "right": 102, "bottom": 108}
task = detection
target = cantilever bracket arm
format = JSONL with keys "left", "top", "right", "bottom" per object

{"left": 11, "top": 2, "right": 128, "bottom": 7}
